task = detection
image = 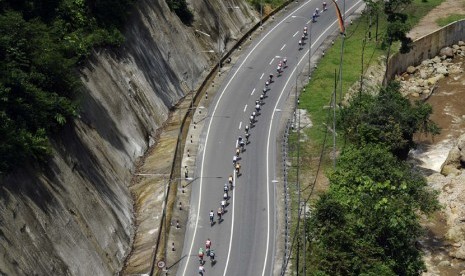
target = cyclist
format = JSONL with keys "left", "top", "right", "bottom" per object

{"left": 260, "top": 94, "right": 264, "bottom": 101}
{"left": 199, "top": 265, "right": 205, "bottom": 275}
{"left": 250, "top": 115, "right": 254, "bottom": 124}
{"left": 228, "top": 174, "right": 233, "bottom": 186}
{"left": 209, "top": 210, "right": 214, "bottom": 224}
{"left": 283, "top": 58, "right": 287, "bottom": 67}
{"left": 205, "top": 238, "right": 212, "bottom": 249}
{"left": 224, "top": 183, "right": 229, "bottom": 193}
{"left": 323, "top": 1, "right": 327, "bottom": 10}
{"left": 233, "top": 155, "right": 237, "bottom": 165}
{"left": 239, "top": 139, "right": 245, "bottom": 150}
{"left": 312, "top": 12, "right": 317, "bottom": 22}
{"left": 245, "top": 125, "right": 249, "bottom": 133}
{"left": 255, "top": 104, "right": 260, "bottom": 112}
{"left": 265, "top": 80, "right": 270, "bottom": 88}
{"left": 221, "top": 200, "right": 226, "bottom": 213}
{"left": 298, "top": 40, "right": 303, "bottom": 49}
{"left": 223, "top": 192, "right": 228, "bottom": 200}
{"left": 269, "top": 73, "right": 273, "bottom": 82}
{"left": 217, "top": 207, "right": 223, "bottom": 220}
{"left": 235, "top": 162, "right": 241, "bottom": 174}
{"left": 235, "top": 147, "right": 240, "bottom": 156}
{"left": 198, "top": 248, "right": 204, "bottom": 264}
{"left": 209, "top": 249, "right": 215, "bottom": 262}
{"left": 315, "top": 7, "right": 320, "bottom": 16}
{"left": 245, "top": 132, "right": 250, "bottom": 143}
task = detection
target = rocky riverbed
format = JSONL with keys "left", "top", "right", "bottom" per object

{"left": 396, "top": 42, "right": 465, "bottom": 275}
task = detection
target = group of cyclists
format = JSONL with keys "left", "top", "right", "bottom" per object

{"left": 300, "top": 2, "right": 328, "bottom": 49}
{"left": 198, "top": 238, "right": 215, "bottom": 275}
{"left": 196, "top": 3, "right": 331, "bottom": 273}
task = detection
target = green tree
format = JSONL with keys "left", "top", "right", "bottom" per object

{"left": 0, "top": 0, "right": 134, "bottom": 175}
{"left": 308, "top": 145, "right": 438, "bottom": 275}
{"left": 339, "top": 82, "right": 439, "bottom": 159}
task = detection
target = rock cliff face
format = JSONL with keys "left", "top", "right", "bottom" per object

{"left": 0, "top": 0, "right": 257, "bottom": 275}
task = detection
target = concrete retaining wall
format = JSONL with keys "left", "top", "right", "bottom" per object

{"left": 386, "top": 19, "right": 465, "bottom": 81}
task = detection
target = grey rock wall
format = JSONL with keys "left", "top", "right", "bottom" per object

{"left": 0, "top": 0, "right": 257, "bottom": 275}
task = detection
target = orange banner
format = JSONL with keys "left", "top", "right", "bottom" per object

{"left": 332, "top": 0, "right": 345, "bottom": 34}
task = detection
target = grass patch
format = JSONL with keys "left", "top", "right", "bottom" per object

{"left": 301, "top": 0, "right": 445, "bottom": 150}
{"left": 436, "top": 14, "right": 465, "bottom": 27}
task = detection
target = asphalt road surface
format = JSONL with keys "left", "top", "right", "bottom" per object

{"left": 178, "top": 0, "right": 363, "bottom": 275}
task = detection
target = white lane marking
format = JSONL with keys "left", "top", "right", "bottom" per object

{"left": 307, "top": 20, "right": 311, "bottom": 24}
{"left": 243, "top": 105, "right": 247, "bottom": 112}
{"left": 260, "top": 73, "right": 264, "bottom": 79}
{"left": 293, "top": 31, "right": 299, "bottom": 37}
{"left": 238, "top": 121, "right": 242, "bottom": 130}
{"left": 280, "top": 44, "right": 286, "bottom": 51}
{"left": 269, "top": 58, "right": 275, "bottom": 65}
{"left": 182, "top": 0, "right": 363, "bottom": 274}
{"left": 251, "top": 88, "right": 255, "bottom": 95}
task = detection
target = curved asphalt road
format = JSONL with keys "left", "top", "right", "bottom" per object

{"left": 178, "top": 0, "right": 363, "bottom": 275}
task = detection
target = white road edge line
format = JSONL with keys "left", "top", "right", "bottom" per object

{"left": 181, "top": 0, "right": 362, "bottom": 274}
{"left": 292, "top": 31, "right": 299, "bottom": 37}
{"left": 280, "top": 44, "right": 286, "bottom": 51}
{"left": 243, "top": 105, "right": 248, "bottom": 112}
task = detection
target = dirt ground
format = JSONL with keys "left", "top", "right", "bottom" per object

{"left": 408, "top": 0, "right": 465, "bottom": 41}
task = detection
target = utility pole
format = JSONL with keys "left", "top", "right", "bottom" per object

{"left": 333, "top": 70, "right": 337, "bottom": 169}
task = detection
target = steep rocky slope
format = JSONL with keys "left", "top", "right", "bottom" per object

{"left": 0, "top": 0, "right": 257, "bottom": 275}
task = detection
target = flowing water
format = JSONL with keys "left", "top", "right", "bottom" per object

{"left": 410, "top": 55, "right": 465, "bottom": 172}
{"left": 408, "top": 55, "right": 465, "bottom": 275}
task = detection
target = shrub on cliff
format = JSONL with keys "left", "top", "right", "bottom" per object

{"left": 0, "top": 0, "right": 134, "bottom": 175}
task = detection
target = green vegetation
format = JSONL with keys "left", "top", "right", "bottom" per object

{"left": 0, "top": 0, "right": 134, "bottom": 175}
{"left": 287, "top": 0, "right": 445, "bottom": 274}
{"left": 339, "top": 82, "right": 440, "bottom": 159}
{"left": 309, "top": 145, "right": 439, "bottom": 275}
{"left": 166, "top": 0, "right": 194, "bottom": 25}
{"left": 301, "top": 0, "right": 444, "bottom": 148}
{"left": 436, "top": 14, "right": 465, "bottom": 27}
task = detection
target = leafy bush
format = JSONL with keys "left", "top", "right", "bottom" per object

{"left": 0, "top": 0, "right": 134, "bottom": 175}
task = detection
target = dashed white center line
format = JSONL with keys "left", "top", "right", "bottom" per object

{"left": 280, "top": 44, "right": 286, "bottom": 51}
{"left": 293, "top": 31, "right": 299, "bottom": 37}
{"left": 306, "top": 20, "right": 311, "bottom": 24}
{"left": 260, "top": 73, "right": 264, "bottom": 79}
{"left": 251, "top": 88, "right": 256, "bottom": 95}
{"left": 269, "top": 58, "right": 275, "bottom": 65}
{"left": 238, "top": 121, "right": 242, "bottom": 130}
{"left": 243, "top": 104, "right": 247, "bottom": 112}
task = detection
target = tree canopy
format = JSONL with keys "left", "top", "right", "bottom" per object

{"left": 308, "top": 145, "right": 439, "bottom": 275}
{"left": 339, "top": 82, "right": 440, "bottom": 159}
{"left": 0, "top": 0, "right": 134, "bottom": 175}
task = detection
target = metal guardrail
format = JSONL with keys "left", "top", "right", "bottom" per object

{"left": 281, "top": 119, "right": 292, "bottom": 275}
